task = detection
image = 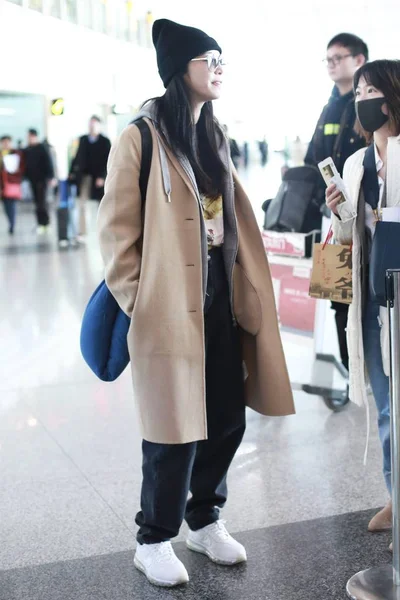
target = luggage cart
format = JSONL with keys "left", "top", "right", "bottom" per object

{"left": 264, "top": 225, "right": 350, "bottom": 412}
{"left": 292, "top": 353, "right": 349, "bottom": 412}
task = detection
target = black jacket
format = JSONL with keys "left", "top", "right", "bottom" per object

{"left": 70, "top": 134, "right": 111, "bottom": 200}
{"left": 305, "top": 87, "right": 365, "bottom": 177}
{"left": 24, "top": 143, "right": 54, "bottom": 183}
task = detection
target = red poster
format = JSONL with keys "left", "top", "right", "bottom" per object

{"left": 269, "top": 262, "right": 316, "bottom": 333}
{"left": 262, "top": 230, "right": 307, "bottom": 258}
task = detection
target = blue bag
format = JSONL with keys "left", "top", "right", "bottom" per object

{"left": 80, "top": 281, "right": 131, "bottom": 381}
{"left": 80, "top": 119, "right": 153, "bottom": 381}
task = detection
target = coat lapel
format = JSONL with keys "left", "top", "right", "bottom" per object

{"left": 387, "top": 135, "right": 400, "bottom": 207}
{"left": 347, "top": 150, "right": 365, "bottom": 214}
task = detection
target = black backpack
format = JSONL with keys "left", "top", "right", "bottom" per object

{"left": 264, "top": 166, "right": 324, "bottom": 233}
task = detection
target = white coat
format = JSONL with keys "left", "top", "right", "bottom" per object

{"left": 332, "top": 135, "right": 400, "bottom": 408}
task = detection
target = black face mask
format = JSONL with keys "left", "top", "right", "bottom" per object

{"left": 356, "top": 97, "right": 389, "bottom": 133}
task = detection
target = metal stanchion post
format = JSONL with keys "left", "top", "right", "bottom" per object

{"left": 346, "top": 269, "right": 400, "bottom": 599}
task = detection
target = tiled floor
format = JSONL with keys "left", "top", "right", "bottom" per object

{"left": 1, "top": 510, "right": 392, "bottom": 600}
{"left": 0, "top": 202, "right": 389, "bottom": 598}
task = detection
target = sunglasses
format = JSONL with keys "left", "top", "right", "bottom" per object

{"left": 191, "top": 54, "right": 226, "bottom": 72}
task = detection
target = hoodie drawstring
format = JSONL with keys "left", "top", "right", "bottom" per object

{"left": 155, "top": 134, "right": 172, "bottom": 202}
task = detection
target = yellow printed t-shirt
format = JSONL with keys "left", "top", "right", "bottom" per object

{"left": 201, "top": 194, "right": 224, "bottom": 249}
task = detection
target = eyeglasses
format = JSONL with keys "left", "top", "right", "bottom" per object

{"left": 191, "top": 54, "right": 226, "bottom": 72}
{"left": 323, "top": 53, "right": 353, "bottom": 67}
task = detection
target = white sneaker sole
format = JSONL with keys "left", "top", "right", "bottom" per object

{"left": 134, "top": 555, "right": 189, "bottom": 587}
{"left": 186, "top": 539, "right": 247, "bottom": 565}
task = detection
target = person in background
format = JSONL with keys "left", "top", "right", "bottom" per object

{"left": 326, "top": 59, "right": 400, "bottom": 546}
{"left": 98, "top": 18, "right": 294, "bottom": 588}
{"left": 258, "top": 136, "right": 268, "bottom": 166}
{"left": 69, "top": 116, "right": 111, "bottom": 242}
{"left": 222, "top": 125, "right": 241, "bottom": 169}
{"left": 42, "top": 138, "right": 58, "bottom": 180}
{"left": 43, "top": 138, "right": 58, "bottom": 203}
{"left": 291, "top": 135, "right": 305, "bottom": 166}
{"left": 229, "top": 138, "right": 241, "bottom": 169}
{"left": 305, "top": 33, "right": 369, "bottom": 376}
{"left": 24, "top": 128, "right": 55, "bottom": 234}
{"left": 0, "top": 135, "right": 24, "bottom": 234}
{"left": 243, "top": 141, "right": 249, "bottom": 168}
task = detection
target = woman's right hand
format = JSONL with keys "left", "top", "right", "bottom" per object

{"left": 326, "top": 183, "right": 342, "bottom": 216}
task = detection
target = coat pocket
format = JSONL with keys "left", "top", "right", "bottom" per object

{"left": 233, "top": 263, "right": 262, "bottom": 336}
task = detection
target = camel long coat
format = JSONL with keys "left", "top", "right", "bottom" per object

{"left": 98, "top": 116, "right": 295, "bottom": 443}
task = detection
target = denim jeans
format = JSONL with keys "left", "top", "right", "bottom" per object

{"left": 362, "top": 296, "right": 391, "bottom": 493}
{"left": 136, "top": 248, "right": 246, "bottom": 544}
{"left": 2, "top": 198, "right": 17, "bottom": 232}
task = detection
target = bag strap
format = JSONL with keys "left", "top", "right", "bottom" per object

{"left": 362, "top": 143, "right": 388, "bottom": 216}
{"left": 322, "top": 224, "right": 353, "bottom": 252}
{"left": 382, "top": 183, "right": 387, "bottom": 209}
{"left": 323, "top": 225, "right": 334, "bottom": 249}
{"left": 135, "top": 118, "right": 153, "bottom": 203}
{"left": 362, "top": 144, "right": 380, "bottom": 211}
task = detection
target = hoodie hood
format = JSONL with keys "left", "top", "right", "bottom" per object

{"left": 130, "top": 101, "right": 211, "bottom": 305}
{"left": 131, "top": 102, "right": 171, "bottom": 202}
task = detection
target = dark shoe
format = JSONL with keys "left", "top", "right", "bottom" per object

{"left": 368, "top": 502, "right": 392, "bottom": 532}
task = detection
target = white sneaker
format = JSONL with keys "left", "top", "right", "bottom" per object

{"left": 59, "top": 240, "right": 69, "bottom": 249}
{"left": 187, "top": 520, "right": 247, "bottom": 565}
{"left": 134, "top": 542, "right": 189, "bottom": 587}
{"left": 37, "top": 225, "right": 51, "bottom": 235}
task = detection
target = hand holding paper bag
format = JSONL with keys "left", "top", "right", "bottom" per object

{"left": 309, "top": 227, "right": 353, "bottom": 305}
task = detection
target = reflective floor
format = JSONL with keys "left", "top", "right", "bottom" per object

{"left": 0, "top": 197, "right": 390, "bottom": 598}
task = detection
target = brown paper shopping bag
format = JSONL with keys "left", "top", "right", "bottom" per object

{"left": 309, "top": 228, "right": 352, "bottom": 304}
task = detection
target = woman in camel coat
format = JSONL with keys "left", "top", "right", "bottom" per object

{"left": 97, "top": 18, "right": 294, "bottom": 588}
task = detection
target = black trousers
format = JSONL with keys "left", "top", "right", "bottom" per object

{"left": 136, "top": 248, "right": 246, "bottom": 544}
{"left": 30, "top": 180, "right": 49, "bottom": 226}
{"left": 331, "top": 301, "right": 349, "bottom": 371}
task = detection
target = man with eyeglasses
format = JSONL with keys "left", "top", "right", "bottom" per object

{"left": 305, "top": 33, "right": 368, "bottom": 177}
{"left": 304, "top": 33, "right": 368, "bottom": 378}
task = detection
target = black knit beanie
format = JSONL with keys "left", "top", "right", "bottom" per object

{"left": 152, "top": 19, "right": 222, "bottom": 88}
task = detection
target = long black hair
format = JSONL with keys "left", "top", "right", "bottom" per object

{"left": 143, "top": 73, "right": 227, "bottom": 199}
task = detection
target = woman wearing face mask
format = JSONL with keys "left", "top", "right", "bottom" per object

{"left": 326, "top": 59, "right": 400, "bottom": 543}
{"left": 97, "top": 19, "right": 294, "bottom": 588}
